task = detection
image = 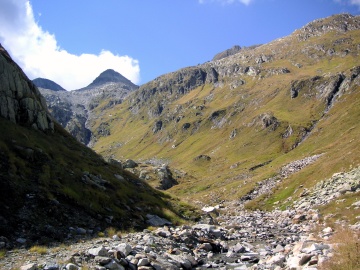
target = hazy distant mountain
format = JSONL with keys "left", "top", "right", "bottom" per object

{"left": 33, "top": 77, "right": 66, "bottom": 91}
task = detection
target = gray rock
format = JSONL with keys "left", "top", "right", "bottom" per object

{"left": 16, "top": 238, "right": 27, "bottom": 244}
{"left": 146, "top": 214, "right": 172, "bottom": 227}
{"left": 44, "top": 262, "right": 60, "bottom": 270}
{"left": 65, "top": 263, "right": 79, "bottom": 270}
{"left": 116, "top": 243, "right": 132, "bottom": 256}
{"left": 104, "top": 260, "right": 125, "bottom": 270}
{"left": 138, "top": 258, "right": 150, "bottom": 266}
{"left": 124, "top": 159, "right": 138, "bottom": 169}
{"left": 88, "top": 246, "right": 108, "bottom": 257}
{"left": 20, "top": 264, "right": 37, "bottom": 270}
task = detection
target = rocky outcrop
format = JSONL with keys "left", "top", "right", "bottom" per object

{"left": 212, "top": 45, "right": 242, "bottom": 61}
{"left": 0, "top": 44, "right": 54, "bottom": 132}
{"left": 297, "top": 13, "right": 360, "bottom": 41}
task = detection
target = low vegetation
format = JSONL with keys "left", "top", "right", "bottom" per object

{"left": 319, "top": 227, "right": 360, "bottom": 270}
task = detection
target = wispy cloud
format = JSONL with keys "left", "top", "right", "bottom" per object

{"left": 334, "top": 0, "right": 360, "bottom": 7}
{"left": 0, "top": 0, "right": 140, "bottom": 90}
{"left": 199, "top": 0, "right": 253, "bottom": 5}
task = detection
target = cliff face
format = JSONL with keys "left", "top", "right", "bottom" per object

{"left": 0, "top": 44, "right": 54, "bottom": 132}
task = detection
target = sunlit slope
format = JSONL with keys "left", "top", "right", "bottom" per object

{"left": 91, "top": 14, "right": 360, "bottom": 206}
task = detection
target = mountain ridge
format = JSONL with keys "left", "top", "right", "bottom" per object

{"left": 87, "top": 13, "right": 360, "bottom": 212}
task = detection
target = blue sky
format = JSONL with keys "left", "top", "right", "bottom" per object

{"left": 0, "top": 0, "right": 359, "bottom": 90}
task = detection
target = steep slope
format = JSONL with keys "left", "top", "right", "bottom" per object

{"left": 0, "top": 45, "right": 195, "bottom": 247}
{"left": 33, "top": 78, "right": 66, "bottom": 91}
{"left": 39, "top": 69, "right": 139, "bottom": 145}
{"left": 90, "top": 14, "right": 360, "bottom": 211}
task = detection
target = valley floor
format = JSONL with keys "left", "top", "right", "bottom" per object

{"left": 1, "top": 167, "right": 359, "bottom": 270}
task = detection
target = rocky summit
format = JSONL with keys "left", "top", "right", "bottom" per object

{"left": 38, "top": 69, "right": 139, "bottom": 145}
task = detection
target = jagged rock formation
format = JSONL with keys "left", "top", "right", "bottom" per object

{"left": 0, "top": 44, "right": 54, "bottom": 132}
{"left": 32, "top": 78, "right": 66, "bottom": 91}
{"left": 39, "top": 69, "right": 139, "bottom": 145}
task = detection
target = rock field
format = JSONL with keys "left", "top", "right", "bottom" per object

{"left": 1, "top": 166, "right": 359, "bottom": 270}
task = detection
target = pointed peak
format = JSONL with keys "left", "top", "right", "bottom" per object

{"left": 86, "top": 69, "right": 137, "bottom": 88}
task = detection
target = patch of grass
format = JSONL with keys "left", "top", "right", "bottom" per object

{"left": 0, "top": 249, "right": 6, "bottom": 259}
{"left": 319, "top": 227, "right": 360, "bottom": 270}
{"left": 29, "top": 245, "right": 48, "bottom": 255}
{"left": 105, "top": 227, "right": 121, "bottom": 238}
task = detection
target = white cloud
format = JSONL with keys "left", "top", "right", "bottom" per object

{"left": 350, "top": 0, "right": 360, "bottom": 6}
{"left": 199, "top": 0, "right": 253, "bottom": 5}
{"left": 0, "top": 0, "right": 140, "bottom": 90}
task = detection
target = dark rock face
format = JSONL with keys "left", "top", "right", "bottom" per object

{"left": 0, "top": 44, "right": 54, "bottom": 132}
{"left": 212, "top": 45, "right": 242, "bottom": 61}
{"left": 32, "top": 78, "right": 66, "bottom": 91}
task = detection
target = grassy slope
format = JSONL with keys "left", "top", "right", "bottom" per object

{"left": 0, "top": 118, "right": 197, "bottom": 240}
{"left": 91, "top": 23, "right": 360, "bottom": 220}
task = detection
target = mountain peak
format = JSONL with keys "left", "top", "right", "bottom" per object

{"left": 33, "top": 77, "right": 66, "bottom": 91}
{"left": 86, "top": 69, "right": 136, "bottom": 88}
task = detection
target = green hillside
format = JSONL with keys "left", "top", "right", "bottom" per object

{"left": 90, "top": 14, "right": 360, "bottom": 214}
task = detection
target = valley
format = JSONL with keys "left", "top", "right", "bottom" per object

{"left": 0, "top": 13, "right": 359, "bottom": 270}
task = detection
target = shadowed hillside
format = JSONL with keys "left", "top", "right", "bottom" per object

{"left": 0, "top": 44, "right": 197, "bottom": 247}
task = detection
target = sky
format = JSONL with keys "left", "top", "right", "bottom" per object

{"left": 0, "top": 0, "right": 359, "bottom": 90}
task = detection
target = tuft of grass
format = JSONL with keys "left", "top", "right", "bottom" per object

{"left": 105, "top": 227, "right": 121, "bottom": 238}
{"left": 319, "top": 227, "right": 360, "bottom": 270}
{"left": 29, "top": 245, "right": 48, "bottom": 255}
{"left": 0, "top": 249, "right": 6, "bottom": 259}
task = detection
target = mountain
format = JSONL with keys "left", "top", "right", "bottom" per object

{"left": 0, "top": 44, "right": 194, "bottom": 246}
{"left": 87, "top": 13, "right": 360, "bottom": 218}
{"left": 86, "top": 69, "right": 137, "bottom": 89}
{"left": 33, "top": 78, "right": 66, "bottom": 91}
{"left": 39, "top": 69, "right": 139, "bottom": 145}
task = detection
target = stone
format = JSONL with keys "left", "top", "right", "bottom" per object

{"left": 65, "top": 263, "right": 79, "bottom": 270}
{"left": 20, "top": 264, "right": 37, "bottom": 270}
{"left": 322, "top": 227, "right": 333, "bottom": 233}
{"left": 138, "top": 258, "right": 150, "bottom": 266}
{"left": 146, "top": 214, "right": 172, "bottom": 226}
{"left": 16, "top": 237, "right": 27, "bottom": 244}
{"left": 124, "top": 159, "right": 138, "bottom": 169}
{"left": 88, "top": 246, "right": 108, "bottom": 257}
{"left": 104, "top": 260, "right": 125, "bottom": 270}
{"left": 272, "top": 244, "right": 285, "bottom": 253}
{"left": 299, "top": 254, "right": 312, "bottom": 266}
{"left": 198, "top": 242, "right": 213, "bottom": 251}
{"left": 116, "top": 243, "right": 132, "bottom": 256}
{"left": 44, "top": 262, "right": 60, "bottom": 270}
